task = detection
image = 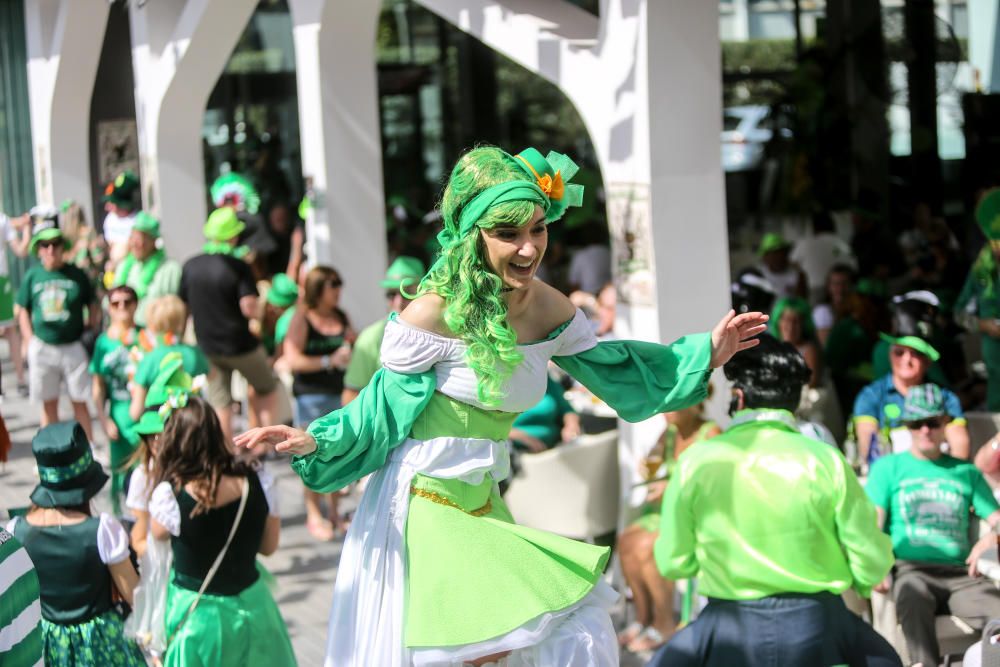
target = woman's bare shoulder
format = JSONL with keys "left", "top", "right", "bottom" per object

{"left": 531, "top": 281, "right": 577, "bottom": 329}
{"left": 399, "top": 293, "right": 453, "bottom": 337}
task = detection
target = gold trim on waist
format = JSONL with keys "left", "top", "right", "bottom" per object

{"left": 410, "top": 485, "right": 493, "bottom": 517}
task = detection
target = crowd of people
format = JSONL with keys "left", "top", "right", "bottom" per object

{"left": 2, "top": 148, "right": 1000, "bottom": 667}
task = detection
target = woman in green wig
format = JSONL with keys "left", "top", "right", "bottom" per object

{"left": 236, "top": 145, "right": 767, "bottom": 666}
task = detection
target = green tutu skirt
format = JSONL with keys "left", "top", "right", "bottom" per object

{"left": 42, "top": 610, "right": 145, "bottom": 667}
{"left": 405, "top": 474, "right": 610, "bottom": 647}
{"left": 164, "top": 574, "right": 296, "bottom": 666}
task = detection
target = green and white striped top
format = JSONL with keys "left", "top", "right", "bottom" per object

{"left": 0, "top": 528, "right": 42, "bottom": 667}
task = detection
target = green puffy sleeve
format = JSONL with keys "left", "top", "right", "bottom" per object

{"left": 291, "top": 367, "right": 436, "bottom": 492}
{"left": 553, "top": 333, "right": 712, "bottom": 423}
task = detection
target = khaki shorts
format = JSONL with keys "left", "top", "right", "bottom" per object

{"left": 206, "top": 346, "right": 278, "bottom": 408}
{"left": 28, "top": 338, "right": 91, "bottom": 402}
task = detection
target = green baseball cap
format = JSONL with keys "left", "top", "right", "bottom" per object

{"left": 132, "top": 211, "right": 160, "bottom": 239}
{"left": 102, "top": 171, "right": 140, "bottom": 208}
{"left": 976, "top": 188, "right": 1000, "bottom": 242}
{"left": 380, "top": 256, "right": 425, "bottom": 290}
{"left": 203, "top": 207, "right": 245, "bottom": 242}
{"left": 267, "top": 273, "right": 299, "bottom": 307}
{"left": 757, "top": 232, "right": 791, "bottom": 256}
{"left": 880, "top": 332, "right": 940, "bottom": 362}
{"left": 901, "top": 383, "right": 950, "bottom": 423}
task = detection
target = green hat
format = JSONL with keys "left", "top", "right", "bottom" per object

{"left": 132, "top": 211, "right": 160, "bottom": 239}
{"left": 380, "top": 256, "right": 425, "bottom": 290}
{"left": 102, "top": 170, "right": 140, "bottom": 208}
{"left": 29, "top": 421, "right": 108, "bottom": 508}
{"left": 267, "top": 273, "right": 299, "bottom": 307}
{"left": 210, "top": 173, "right": 260, "bottom": 215}
{"left": 757, "top": 232, "right": 791, "bottom": 256}
{"left": 28, "top": 208, "right": 68, "bottom": 254}
{"left": 134, "top": 353, "right": 196, "bottom": 436}
{"left": 203, "top": 207, "right": 245, "bottom": 242}
{"left": 976, "top": 188, "right": 1000, "bottom": 242}
{"left": 901, "top": 383, "right": 950, "bottom": 423}
{"left": 879, "top": 332, "right": 940, "bottom": 362}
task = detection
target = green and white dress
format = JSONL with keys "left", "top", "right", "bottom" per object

{"left": 293, "top": 309, "right": 712, "bottom": 666}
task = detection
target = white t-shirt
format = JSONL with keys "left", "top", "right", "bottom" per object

{"left": 568, "top": 244, "right": 611, "bottom": 296}
{"left": 5, "top": 514, "right": 130, "bottom": 564}
{"left": 102, "top": 210, "right": 135, "bottom": 245}
{"left": 790, "top": 233, "right": 857, "bottom": 291}
{"left": 0, "top": 214, "right": 18, "bottom": 277}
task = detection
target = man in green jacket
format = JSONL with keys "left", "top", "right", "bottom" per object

{"left": 652, "top": 334, "right": 900, "bottom": 667}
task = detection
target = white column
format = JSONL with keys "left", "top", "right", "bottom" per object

{"left": 969, "top": 0, "right": 1000, "bottom": 92}
{"left": 128, "top": 0, "right": 258, "bottom": 261}
{"left": 289, "top": 0, "right": 387, "bottom": 328}
{"left": 24, "top": 0, "right": 109, "bottom": 208}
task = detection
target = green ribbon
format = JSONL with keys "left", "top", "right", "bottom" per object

{"left": 37, "top": 450, "right": 94, "bottom": 484}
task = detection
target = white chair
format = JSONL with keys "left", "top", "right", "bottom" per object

{"left": 966, "top": 412, "right": 1000, "bottom": 458}
{"left": 503, "top": 430, "right": 619, "bottom": 541}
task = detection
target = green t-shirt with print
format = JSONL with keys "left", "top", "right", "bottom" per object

{"left": 866, "top": 451, "right": 999, "bottom": 566}
{"left": 133, "top": 343, "right": 210, "bottom": 389}
{"left": 344, "top": 317, "right": 388, "bottom": 391}
{"left": 15, "top": 264, "right": 93, "bottom": 344}
{"left": 88, "top": 329, "right": 143, "bottom": 403}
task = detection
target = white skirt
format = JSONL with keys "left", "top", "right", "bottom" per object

{"left": 321, "top": 437, "right": 619, "bottom": 667}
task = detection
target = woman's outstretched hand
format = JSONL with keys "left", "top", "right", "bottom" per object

{"left": 709, "top": 310, "right": 769, "bottom": 369}
{"left": 234, "top": 425, "right": 318, "bottom": 456}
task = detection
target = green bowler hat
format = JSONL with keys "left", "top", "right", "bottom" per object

{"left": 976, "top": 188, "right": 1000, "bottom": 242}
{"left": 203, "top": 207, "right": 245, "bottom": 242}
{"left": 132, "top": 211, "right": 161, "bottom": 239}
{"left": 757, "top": 232, "right": 791, "bottom": 256}
{"left": 267, "top": 273, "right": 299, "bottom": 307}
{"left": 879, "top": 332, "right": 940, "bottom": 362}
{"left": 30, "top": 421, "right": 108, "bottom": 508}
{"left": 102, "top": 170, "right": 140, "bottom": 208}
{"left": 380, "top": 256, "right": 425, "bottom": 290}
{"left": 901, "top": 383, "right": 949, "bottom": 422}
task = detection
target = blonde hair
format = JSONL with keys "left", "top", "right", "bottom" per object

{"left": 145, "top": 295, "right": 187, "bottom": 336}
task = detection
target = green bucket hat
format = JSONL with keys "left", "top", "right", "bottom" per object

{"left": 380, "top": 256, "right": 425, "bottom": 290}
{"left": 102, "top": 170, "right": 140, "bottom": 208}
{"left": 757, "top": 232, "right": 791, "bottom": 256}
{"left": 203, "top": 207, "right": 245, "bottom": 242}
{"left": 976, "top": 188, "right": 1000, "bottom": 242}
{"left": 30, "top": 421, "right": 108, "bottom": 508}
{"left": 267, "top": 273, "right": 299, "bottom": 307}
{"left": 901, "top": 383, "right": 950, "bottom": 423}
{"left": 879, "top": 332, "right": 940, "bottom": 362}
{"left": 132, "top": 211, "right": 160, "bottom": 239}
{"left": 28, "top": 207, "right": 68, "bottom": 254}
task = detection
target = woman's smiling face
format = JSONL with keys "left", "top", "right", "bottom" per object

{"left": 479, "top": 205, "right": 547, "bottom": 291}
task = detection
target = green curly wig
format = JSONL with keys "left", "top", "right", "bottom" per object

{"left": 417, "top": 147, "right": 537, "bottom": 406}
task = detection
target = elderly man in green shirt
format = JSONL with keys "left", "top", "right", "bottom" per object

{"left": 112, "top": 212, "right": 181, "bottom": 326}
{"left": 652, "top": 334, "right": 899, "bottom": 667}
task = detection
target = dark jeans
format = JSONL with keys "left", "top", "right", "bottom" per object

{"left": 648, "top": 591, "right": 901, "bottom": 667}
{"left": 894, "top": 561, "right": 1000, "bottom": 667}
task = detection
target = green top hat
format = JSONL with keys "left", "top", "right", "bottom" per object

{"left": 380, "top": 256, "right": 425, "bottom": 290}
{"left": 879, "top": 332, "right": 940, "bottom": 362}
{"left": 28, "top": 208, "right": 68, "bottom": 254}
{"left": 30, "top": 421, "right": 108, "bottom": 508}
{"left": 757, "top": 232, "right": 791, "bottom": 256}
{"left": 132, "top": 211, "right": 160, "bottom": 239}
{"left": 203, "top": 207, "right": 245, "bottom": 242}
{"left": 102, "top": 171, "right": 140, "bottom": 208}
{"left": 976, "top": 188, "right": 1000, "bottom": 242}
{"left": 267, "top": 273, "right": 299, "bottom": 307}
{"left": 901, "top": 383, "right": 950, "bottom": 422}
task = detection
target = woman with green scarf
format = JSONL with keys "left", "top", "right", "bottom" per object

{"left": 236, "top": 146, "right": 767, "bottom": 666}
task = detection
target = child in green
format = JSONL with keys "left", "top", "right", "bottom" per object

{"left": 90, "top": 285, "right": 151, "bottom": 514}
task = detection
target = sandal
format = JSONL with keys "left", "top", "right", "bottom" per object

{"left": 627, "top": 626, "right": 669, "bottom": 654}
{"left": 617, "top": 621, "right": 644, "bottom": 647}
{"left": 306, "top": 516, "right": 336, "bottom": 542}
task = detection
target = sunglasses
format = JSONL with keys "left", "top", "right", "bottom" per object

{"left": 326, "top": 279, "right": 343, "bottom": 289}
{"left": 36, "top": 240, "right": 60, "bottom": 250}
{"left": 904, "top": 417, "right": 946, "bottom": 430}
{"left": 385, "top": 290, "right": 402, "bottom": 300}
{"left": 110, "top": 299, "right": 136, "bottom": 308}
{"left": 891, "top": 346, "right": 927, "bottom": 360}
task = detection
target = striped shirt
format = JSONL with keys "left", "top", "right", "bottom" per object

{"left": 0, "top": 528, "right": 42, "bottom": 667}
